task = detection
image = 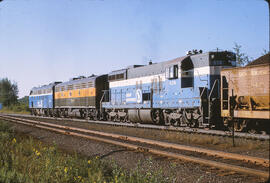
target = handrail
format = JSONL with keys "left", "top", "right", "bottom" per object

{"left": 209, "top": 79, "right": 219, "bottom": 100}
{"left": 99, "top": 91, "right": 106, "bottom": 113}
{"left": 200, "top": 87, "right": 207, "bottom": 98}
{"left": 208, "top": 79, "right": 219, "bottom": 123}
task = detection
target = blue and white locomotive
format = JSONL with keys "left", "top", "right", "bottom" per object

{"left": 29, "top": 82, "right": 61, "bottom": 116}
{"left": 102, "top": 50, "right": 236, "bottom": 127}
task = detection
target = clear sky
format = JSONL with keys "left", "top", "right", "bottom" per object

{"left": 0, "top": 0, "right": 269, "bottom": 98}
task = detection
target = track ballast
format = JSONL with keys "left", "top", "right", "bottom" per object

{"left": 2, "top": 113, "right": 269, "bottom": 141}
{"left": 0, "top": 114, "right": 269, "bottom": 180}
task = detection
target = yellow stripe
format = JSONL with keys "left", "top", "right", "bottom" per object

{"left": 55, "top": 88, "right": 96, "bottom": 99}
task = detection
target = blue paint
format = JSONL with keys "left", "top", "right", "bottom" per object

{"left": 29, "top": 82, "right": 61, "bottom": 109}
{"left": 102, "top": 73, "right": 213, "bottom": 109}
{"left": 29, "top": 94, "right": 54, "bottom": 109}
{"left": 0, "top": 103, "right": 2, "bottom": 110}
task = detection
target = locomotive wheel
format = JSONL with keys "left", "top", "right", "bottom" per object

{"left": 246, "top": 120, "right": 258, "bottom": 134}
{"left": 119, "top": 117, "right": 123, "bottom": 122}
{"left": 49, "top": 109, "right": 53, "bottom": 117}
{"left": 93, "top": 111, "right": 99, "bottom": 121}
{"left": 228, "top": 121, "right": 237, "bottom": 132}
{"left": 184, "top": 111, "right": 198, "bottom": 128}
{"left": 228, "top": 125, "right": 237, "bottom": 132}
{"left": 189, "top": 119, "right": 198, "bottom": 128}
{"left": 164, "top": 113, "right": 170, "bottom": 126}
{"left": 237, "top": 120, "right": 247, "bottom": 132}
{"left": 228, "top": 120, "right": 247, "bottom": 132}
{"left": 169, "top": 118, "right": 178, "bottom": 126}
{"left": 108, "top": 115, "right": 116, "bottom": 122}
{"left": 175, "top": 119, "right": 181, "bottom": 127}
{"left": 123, "top": 115, "right": 129, "bottom": 123}
{"left": 152, "top": 110, "right": 164, "bottom": 125}
{"left": 247, "top": 129, "right": 257, "bottom": 134}
{"left": 179, "top": 115, "right": 185, "bottom": 126}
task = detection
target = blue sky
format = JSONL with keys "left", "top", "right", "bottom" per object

{"left": 0, "top": 0, "right": 268, "bottom": 97}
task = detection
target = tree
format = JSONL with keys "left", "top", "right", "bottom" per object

{"left": 0, "top": 78, "right": 18, "bottom": 106}
{"left": 18, "top": 96, "right": 29, "bottom": 105}
{"left": 233, "top": 43, "right": 252, "bottom": 66}
{"left": 262, "top": 49, "right": 270, "bottom": 56}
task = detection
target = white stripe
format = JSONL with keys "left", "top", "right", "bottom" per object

{"left": 29, "top": 93, "right": 53, "bottom": 97}
{"left": 126, "top": 98, "right": 136, "bottom": 102}
{"left": 110, "top": 74, "right": 165, "bottom": 88}
{"left": 193, "top": 66, "right": 210, "bottom": 76}
{"left": 110, "top": 66, "right": 213, "bottom": 88}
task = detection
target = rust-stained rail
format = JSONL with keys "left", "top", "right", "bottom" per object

{"left": 1, "top": 114, "right": 268, "bottom": 167}
{"left": 0, "top": 115, "right": 269, "bottom": 179}
{"left": 3, "top": 113, "right": 269, "bottom": 140}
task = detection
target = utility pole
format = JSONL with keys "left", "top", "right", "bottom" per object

{"left": 266, "top": 0, "right": 270, "bottom": 52}
{"left": 262, "top": 4, "right": 269, "bottom": 182}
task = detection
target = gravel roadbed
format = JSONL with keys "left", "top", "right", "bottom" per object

{"left": 20, "top": 116, "right": 269, "bottom": 159}
{"left": 2, "top": 119, "right": 268, "bottom": 183}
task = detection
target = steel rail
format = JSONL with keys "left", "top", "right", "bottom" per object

{"left": 0, "top": 115, "right": 269, "bottom": 179}
{"left": 2, "top": 113, "right": 269, "bottom": 140}
{"left": 1, "top": 114, "right": 269, "bottom": 167}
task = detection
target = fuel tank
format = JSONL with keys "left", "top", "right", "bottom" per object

{"left": 128, "top": 109, "right": 153, "bottom": 123}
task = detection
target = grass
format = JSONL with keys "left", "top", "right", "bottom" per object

{"left": 0, "top": 120, "right": 173, "bottom": 183}
{"left": 0, "top": 103, "right": 30, "bottom": 115}
{"left": 161, "top": 131, "right": 269, "bottom": 150}
{"left": 81, "top": 124, "right": 269, "bottom": 155}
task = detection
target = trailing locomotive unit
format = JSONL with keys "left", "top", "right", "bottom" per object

{"left": 29, "top": 82, "right": 61, "bottom": 116}
{"left": 102, "top": 50, "right": 236, "bottom": 128}
{"left": 221, "top": 63, "right": 270, "bottom": 133}
{"left": 54, "top": 75, "right": 108, "bottom": 119}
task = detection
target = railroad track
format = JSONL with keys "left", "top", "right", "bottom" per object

{"left": 2, "top": 113, "right": 269, "bottom": 141}
{"left": 0, "top": 114, "right": 269, "bottom": 180}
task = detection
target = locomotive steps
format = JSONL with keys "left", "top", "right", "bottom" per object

{"left": 0, "top": 114, "right": 269, "bottom": 180}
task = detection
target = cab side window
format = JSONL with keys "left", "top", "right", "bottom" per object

{"left": 166, "top": 65, "right": 178, "bottom": 79}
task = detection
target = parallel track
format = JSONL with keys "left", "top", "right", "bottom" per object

{"left": 0, "top": 114, "right": 269, "bottom": 180}
{"left": 3, "top": 113, "right": 269, "bottom": 141}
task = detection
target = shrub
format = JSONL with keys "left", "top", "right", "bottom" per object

{"left": 0, "top": 121, "right": 172, "bottom": 183}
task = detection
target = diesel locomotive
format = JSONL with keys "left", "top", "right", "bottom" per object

{"left": 29, "top": 51, "right": 270, "bottom": 133}
{"left": 54, "top": 75, "right": 108, "bottom": 119}
{"left": 102, "top": 50, "right": 236, "bottom": 129}
{"left": 29, "top": 82, "right": 61, "bottom": 116}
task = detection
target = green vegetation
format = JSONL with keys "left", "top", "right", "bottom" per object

{"left": 85, "top": 123, "right": 269, "bottom": 154}
{"left": 0, "top": 78, "right": 18, "bottom": 106}
{"left": 0, "top": 97, "right": 30, "bottom": 114}
{"left": 233, "top": 43, "right": 252, "bottom": 66}
{"left": 0, "top": 121, "right": 171, "bottom": 183}
{"left": 0, "top": 78, "right": 30, "bottom": 114}
{"left": 1, "top": 104, "right": 30, "bottom": 114}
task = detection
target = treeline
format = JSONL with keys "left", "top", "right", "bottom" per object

{"left": 0, "top": 78, "right": 18, "bottom": 106}
{"left": 0, "top": 78, "right": 29, "bottom": 113}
